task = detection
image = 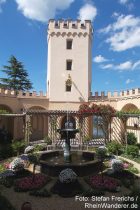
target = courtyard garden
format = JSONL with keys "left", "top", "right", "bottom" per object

{"left": 0, "top": 105, "right": 140, "bottom": 210}
{"left": 0, "top": 133, "right": 140, "bottom": 210}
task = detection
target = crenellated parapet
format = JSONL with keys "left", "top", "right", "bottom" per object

{"left": 0, "top": 88, "right": 47, "bottom": 98}
{"left": 48, "top": 19, "right": 93, "bottom": 38}
{"left": 89, "top": 88, "right": 140, "bottom": 101}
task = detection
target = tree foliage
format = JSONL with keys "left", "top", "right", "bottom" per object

{"left": 127, "top": 132, "right": 137, "bottom": 145}
{"left": 0, "top": 55, "right": 33, "bottom": 91}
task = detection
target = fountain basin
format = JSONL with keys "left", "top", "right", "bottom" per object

{"left": 40, "top": 150, "right": 102, "bottom": 176}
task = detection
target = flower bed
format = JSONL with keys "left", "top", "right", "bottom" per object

{"left": 14, "top": 173, "right": 50, "bottom": 192}
{"left": 89, "top": 175, "right": 120, "bottom": 192}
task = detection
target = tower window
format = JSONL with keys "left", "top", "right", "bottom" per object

{"left": 72, "top": 23, "right": 76, "bottom": 28}
{"left": 55, "top": 22, "right": 59, "bottom": 27}
{"left": 81, "top": 23, "right": 85, "bottom": 28}
{"left": 66, "top": 39, "right": 72, "bottom": 49}
{"left": 66, "top": 85, "right": 71, "bottom": 92}
{"left": 66, "top": 60, "right": 72, "bottom": 70}
{"left": 64, "top": 23, "right": 67, "bottom": 28}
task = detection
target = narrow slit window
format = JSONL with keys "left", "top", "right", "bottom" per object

{"left": 66, "top": 39, "right": 72, "bottom": 49}
{"left": 66, "top": 60, "right": 72, "bottom": 70}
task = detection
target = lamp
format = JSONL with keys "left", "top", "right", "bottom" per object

{"left": 66, "top": 74, "right": 72, "bottom": 87}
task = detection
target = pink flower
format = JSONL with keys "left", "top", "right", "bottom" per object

{"left": 89, "top": 175, "right": 119, "bottom": 191}
{"left": 123, "top": 163, "right": 129, "bottom": 169}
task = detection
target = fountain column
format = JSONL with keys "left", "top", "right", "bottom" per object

{"left": 57, "top": 120, "right": 79, "bottom": 163}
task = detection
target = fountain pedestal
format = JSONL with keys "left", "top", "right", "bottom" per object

{"left": 57, "top": 121, "right": 79, "bottom": 163}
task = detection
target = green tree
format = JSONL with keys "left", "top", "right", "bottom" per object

{"left": 127, "top": 132, "right": 137, "bottom": 145}
{"left": 12, "top": 140, "right": 27, "bottom": 156}
{"left": 0, "top": 56, "right": 33, "bottom": 91}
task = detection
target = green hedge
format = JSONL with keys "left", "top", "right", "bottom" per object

{"left": 126, "top": 145, "right": 139, "bottom": 158}
{"left": 127, "top": 132, "right": 137, "bottom": 145}
{"left": 107, "top": 141, "right": 123, "bottom": 155}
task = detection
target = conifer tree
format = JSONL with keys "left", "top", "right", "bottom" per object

{"left": 0, "top": 56, "right": 33, "bottom": 91}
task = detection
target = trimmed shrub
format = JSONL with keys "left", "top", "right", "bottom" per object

{"left": 96, "top": 146, "right": 107, "bottom": 160}
{"left": 107, "top": 141, "right": 123, "bottom": 155}
{"left": 12, "top": 140, "right": 27, "bottom": 156}
{"left": 126, "top": 145, "right": 139, "bottom": 158}
{"left": 127, "top": 132, "right": 137, "bottom": 145}
{"left": 44, "top": 136, "right": 52, "bottom": 145}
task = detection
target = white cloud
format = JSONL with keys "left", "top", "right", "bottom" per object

{"left": 78, "top": 3, "right": 97, "bottom": 22}
{"left": 116, "top": 61, "right": 133, "bottom": 70}
{"left": 112, "top": 12, "right": 120, "bottom": 18}
{"left": 119, "top": 0, "right": 134, "bottom": 11}
{"left": 101, "top": 60, "right": 140, "bottom": 71}
{"left": 126, "top": 79, "right": 134, "bottom": 84}
{"left": 99, "top": 14, "right": 140, "bottom": 51}
{"left": 132, "top": 60, "right": 140, "bottom": 70}
{"left": 101, "top": 64, "right": 113, "bottom": 69}
{"left": 0, "top": 0, "right": 6, "bottom": 13}
{"left": 15, "top": 0, "right": 74, "bottom": 22}
{"left": 93, "top": 55, "right": 108, "bottom": 63}
{"left": 119, "top": 0, "right": 129, "bottom": 4}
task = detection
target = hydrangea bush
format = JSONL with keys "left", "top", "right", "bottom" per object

{"left": 9, "top": 158, "right": 24, "bottom": 171}
{"left": 111, "top": 159, "right": 124, "bottom": 172}
{"left": 96, "top": 146, "right": 107, "bottom": 160}
{"left": 59, "top": 168, "right": 77, "bottom": 184}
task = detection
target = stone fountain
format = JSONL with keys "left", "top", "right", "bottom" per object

{"left": 40, "top": 117, "right": 101, "bottom": 177}
{"left": 57, "top": 120, "right": 79, "bottom": 163}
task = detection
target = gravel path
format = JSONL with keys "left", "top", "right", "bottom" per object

{"left": 1, "top": 177, "right": 131, "bottom": 210}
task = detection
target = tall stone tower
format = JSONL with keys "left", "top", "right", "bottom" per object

{"left": 47, "top": 19, "right": 93, "bottom": 103}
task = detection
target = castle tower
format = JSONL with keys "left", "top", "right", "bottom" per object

{"left": 47, "top": 19, "right": 93, "bottom": 102}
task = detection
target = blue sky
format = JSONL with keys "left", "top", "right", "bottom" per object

{"left": 0, "top": 0, "right": 140, "bottom": 95}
